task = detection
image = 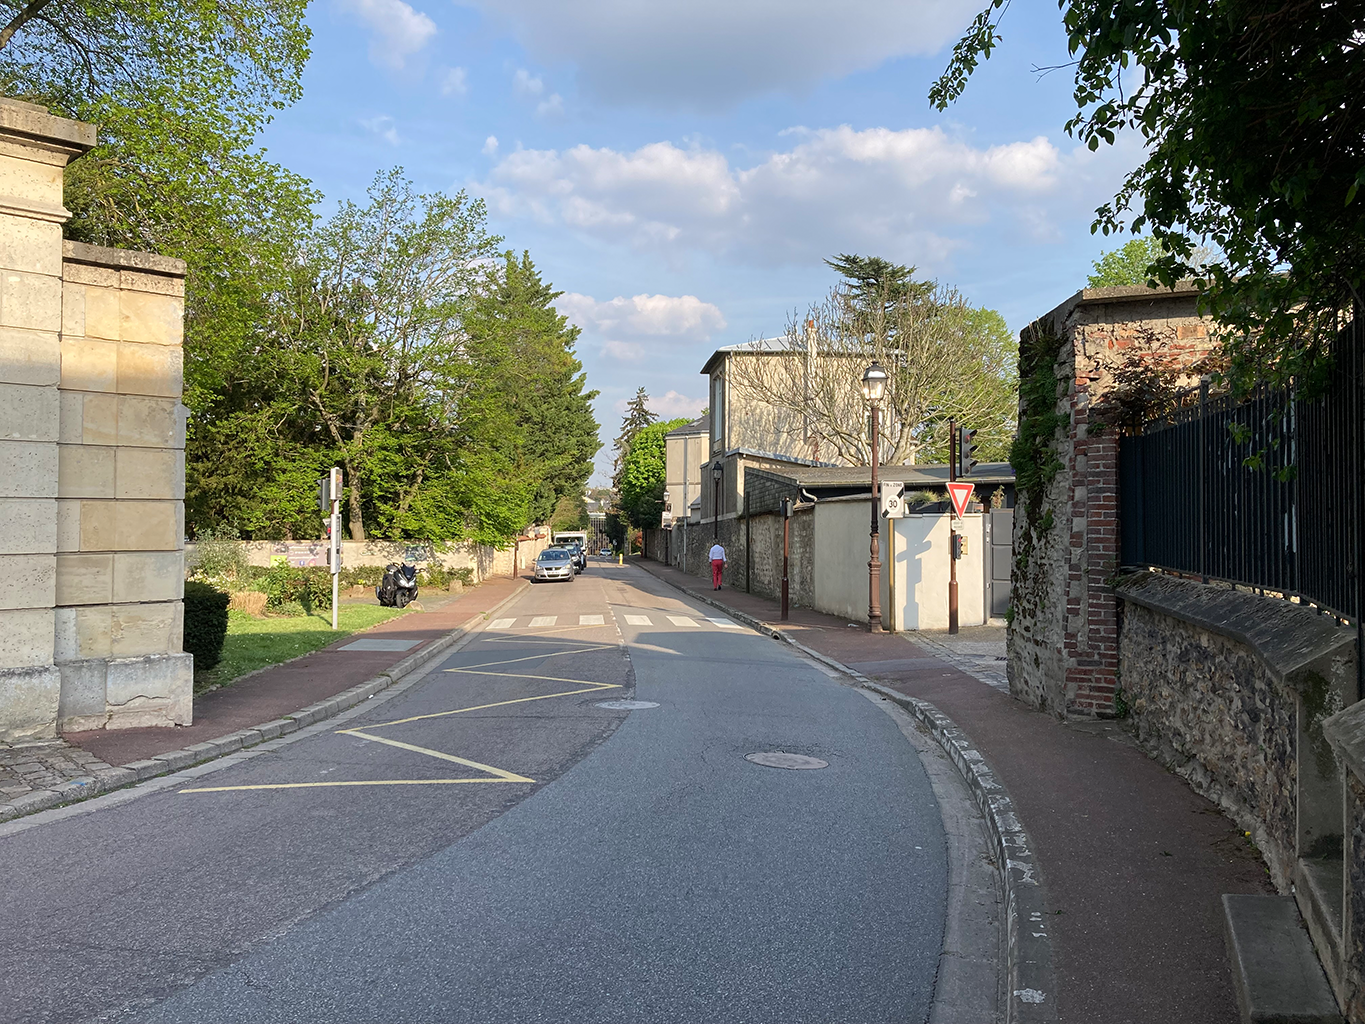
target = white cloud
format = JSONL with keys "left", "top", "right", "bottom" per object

{"left": 440, "top": 66, "right": 468, "bottom": 96}
{"left": 652, "top": 390, "right": 706, "bottom": 419}
{"left": 338, "top": 0, "right": 437, "bottom": 70}
{"left": 601, "top": 339, "right": 645, "bottom": 361}
{"left": 536, "top": 93, "right": 564, "bottom": 118}
{"left": 478, "top": 125, "right": 1109, "bottom": 268}
{"left": 456, "top": 0, "right": 980, "bottom": 108}
{"left": 482, "top": 135, "right": 499, "bottom": 156}
{"left": 360, "top": 114, "right": 401, "bottom": 145}
{"left": 513, "top": 68, "right": 545, "bottom": 97}
{"left": 557, "top": 293, "right": 726, "bottom": 343}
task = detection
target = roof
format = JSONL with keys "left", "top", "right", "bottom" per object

{"left": 664, "top": 415, "right": 708, "bottom": 437}
{"left": 755, "top": 462, "right": 1016, "bottom": 489}
{"left": 700, "top": 336, "right": 800, "bottom": 376}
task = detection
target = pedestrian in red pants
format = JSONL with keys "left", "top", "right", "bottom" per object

{"left": 709, "top": 541, "right": 726, "bottom": 589}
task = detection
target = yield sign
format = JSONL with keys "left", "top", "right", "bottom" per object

{"left": 947, "top": 481, "right": 974, "bottom": 519}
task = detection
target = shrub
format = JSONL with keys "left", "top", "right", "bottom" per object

{"left": 183, "top": 581, "right": 230, "bottom": 671}
{"left": 259, "top": 564, "right": 333, "bottom": 612}
{"left": 186, "top": 528, "right": 252, "bottom": 588}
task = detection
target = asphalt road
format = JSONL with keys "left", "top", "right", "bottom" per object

{"left": 1, "top": 562, "right": 948, "bottom": 1024}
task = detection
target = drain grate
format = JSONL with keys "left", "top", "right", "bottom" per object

{"left": 595, "top": 700, "right": 660, "bottom": 710}
{"left": 745, "top": 751, "right": 828, "bottom": 770}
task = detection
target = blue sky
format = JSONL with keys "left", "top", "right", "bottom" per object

{"left": 259, "top": 0, "right": 1145, "bottom": 483}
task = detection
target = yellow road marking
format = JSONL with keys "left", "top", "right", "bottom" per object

{"left": 360, "top": 679, "right": 620, "bottom": 729}
{"left": 445, "top": 646, "right": 615, "bottom": 672}
{"left": 339, "top": 729, "right": 535, "bottom": 782}
{"left": 181, "top": 778, "right": 528, "bottom": 793}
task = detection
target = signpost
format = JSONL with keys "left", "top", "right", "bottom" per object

{"left": 318, "top": 467, "right": 343, "bottom": 630}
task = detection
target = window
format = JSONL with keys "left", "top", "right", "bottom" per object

{"left": 711, "top": 374, "right": 725, "bottom": 448}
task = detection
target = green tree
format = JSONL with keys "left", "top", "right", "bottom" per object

{"left": 825, "top": 253, "right": 935, "bottom": 315}
{"left": 611, "top": 388, "right": 657, "bottom": 493}
{"left": 618, "top": 418, "right": 689, "bottom": 528}
{"left": 466, "top": 251, "right": 600, "bottom": 528}
{"left": 1087, "top": 238, "right": 1165, "bottom": 289}
{"left": 933, "top": 0, "right": 1364, "bottom": 387}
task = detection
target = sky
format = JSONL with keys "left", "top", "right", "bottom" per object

{"left": 258, "top": 0, "right": 1146, "bottom": 484}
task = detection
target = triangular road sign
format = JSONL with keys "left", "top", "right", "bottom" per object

{"left": 947, "top": 481, "right": 974, "bottom": 519}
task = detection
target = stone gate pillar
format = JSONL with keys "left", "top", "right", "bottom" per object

{"left": 0, "top": 97, "right": 191, "bottom": 742}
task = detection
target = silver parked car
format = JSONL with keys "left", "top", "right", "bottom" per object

{"left": 533, "top": 548, "right": 575, "bottom": 583}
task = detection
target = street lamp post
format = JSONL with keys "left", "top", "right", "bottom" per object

{"left": 712, "top": 461, "right": 723, "bottom": 539}
{"left": 862, "top": 362, "right": 888, "bottom": 633}
{"left": 780, "top": 495, "right": 793, "bottom": 621}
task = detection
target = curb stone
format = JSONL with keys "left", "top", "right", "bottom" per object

{"left": 632, "top": 559, "right": 1057, "bottom": 1024}
{"left": 0, "top": 580, "right": 530, "bottom": 824}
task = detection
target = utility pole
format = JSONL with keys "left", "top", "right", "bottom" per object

{"left": 781, "top": 496, "right": 792, "bottom": 621}
{"left": 319, "top": 467, "right": 343, "bottom": 630}
{"left": 948, "top": 420, "right": 959, "bottom": 635}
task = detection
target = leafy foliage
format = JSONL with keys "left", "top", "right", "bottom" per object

{"left": 618, "top": 418, "right": 689, "bottom": 528}
{"left": 1087, "top": 237, "right": 1166, "bottom": 288}
{"left": 182, "top": 581, "right": 230, "bottom": 672}
{"left": 933, "top": 0, "right": 1365, "bottom": 388}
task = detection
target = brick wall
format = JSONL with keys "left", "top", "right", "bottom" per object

{"left": 1009, "top": 285, "right": 1218, "bottom": 717}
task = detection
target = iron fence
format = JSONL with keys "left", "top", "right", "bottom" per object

{"left": 1119, "top": 310, "right": 1364, "bottom": 627}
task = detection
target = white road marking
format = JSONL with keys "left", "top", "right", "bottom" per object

{"left": 622, "top": 614, "right": 652, "bottom": 626}
{"left": 528, "top": 616, "right": 557, "bottom": 627}
{"left": 489, "top": 618, "right": 516, "bottom": 629}
{"left": 579, "top": 614, "right": 605, "bottom": 626}
{"left": 706, "top": 617, "right": 742, "bottom": 629}
{"left": 668, "top": 616, "right": 699, "bottom": 627}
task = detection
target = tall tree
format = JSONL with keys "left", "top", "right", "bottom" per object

{"left": 611, "top": 388, "right": 657, "bottom": 492}
{"left": 466, "top": 251, "right": 600, "bottom": 528}
{"left": 932, "top": 0, "right": 1364, "bottom": 387}
{"left": 726, "top": 261, "right": 1017, "bottom": 467}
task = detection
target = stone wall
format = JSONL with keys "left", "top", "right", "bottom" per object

{"left": 1009, "top": 285, "right": 1219, "bottom": 718}
{"left": 1121, "top": 572, "right": 1359, "bottom": 1011}
{"left": 0, "top": 99, "right": 190, "bottom": 741}
{"left": 185, "top": 536, "right": 544, "bottom": 582}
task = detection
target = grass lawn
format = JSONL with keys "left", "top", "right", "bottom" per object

{"left": 200, "top": 605, "right": 410, "bottom": 691}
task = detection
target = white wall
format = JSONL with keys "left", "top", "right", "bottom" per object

{"left": 811, "top": 497, "right": 986, "bottom": 630}
{"left": 812, "top": 496, "right": 887, "bottom": 623}
{"left": 890, "top": 514, "right": 986, "bottom": 630}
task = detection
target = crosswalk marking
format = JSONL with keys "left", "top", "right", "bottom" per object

{"left": 623, "top": 614, "right": 651, "bottom": 626}
{"left": 667, "top": 615, "right": 699, "bottom": 627}
{"left": 493, "top": 611, "right": 748, "bottom": 631}
{"left": 528, "top": 616, "right": 557, "bottom": 627}
{"left": 489, "top": 618, "right": 516, "bottom": 629}
{"left": 579, "top": 614, "right": 604, "bottom": 626}
{"left": 706, "top": 617, "right": 742, "bottom": 629}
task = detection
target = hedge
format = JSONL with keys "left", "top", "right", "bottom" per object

{"left": 183, "top": 581, "right": 230, "bottom": 672}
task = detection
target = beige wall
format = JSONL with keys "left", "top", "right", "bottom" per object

{"left": 0, "top": 98, "right": 190, "bottom": 741}
{"left": 664, "top": 429, "right": 706, "bottom": 523}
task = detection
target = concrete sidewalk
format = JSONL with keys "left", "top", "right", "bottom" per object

{"left": 0, "top": 577, "right": 526, "bottom": 822}
{"left": 634, "top": 557, "right": 1274, "bottom": 1024}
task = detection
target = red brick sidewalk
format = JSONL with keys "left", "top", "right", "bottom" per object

{"left": 634, "top": 556, "right": 1272, "bottom": 1024}
{"left": 67, "top": 576, "right": 526, "bottom": 767}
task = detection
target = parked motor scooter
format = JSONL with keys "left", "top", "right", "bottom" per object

{"left": 377, "top": 563, "right": 419, "bottom": 608}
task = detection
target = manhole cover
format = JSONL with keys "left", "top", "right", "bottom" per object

{"left": 595, "top": 700, "right": 660, "bottom": 710}
{"left": 745, "top": 751, "right": 829, "bottom": 770}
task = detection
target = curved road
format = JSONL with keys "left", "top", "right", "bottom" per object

{"left": 2, "top": 562, "right": 948, "bottom": 1024}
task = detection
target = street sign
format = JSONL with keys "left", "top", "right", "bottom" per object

{"left": 879, "top": 481, "right": 905, "bottom": 518}
{"left": 947, "top": 481, "right": 974, "bottom": 519}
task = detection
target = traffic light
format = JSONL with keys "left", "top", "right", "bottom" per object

{"left": 951, "top": 533, "right": 966, "bottom": 560}
{"left": 317, "top": 467, "right": 343, "bottom": 512}
{"left": 957, "top": 426, "right": 978, "bottom": 478}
